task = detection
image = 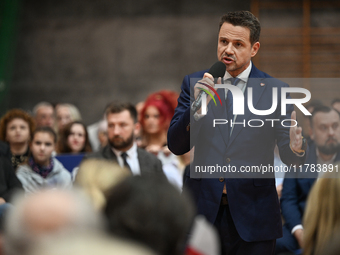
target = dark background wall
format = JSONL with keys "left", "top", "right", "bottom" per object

{"left": 7, "top": 0, "right": 340, "bottom": 124}
{"left": 9, "top": 0, "right": 249, "bottom": 124}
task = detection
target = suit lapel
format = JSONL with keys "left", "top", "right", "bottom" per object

{"left": 137, "top": 148, "right": 148, "bottom": 175}
{"left": 103, "top": 145, "right": 118, "bottom": 161}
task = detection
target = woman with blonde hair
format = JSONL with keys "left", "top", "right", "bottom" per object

{"left": 74, "top": 159, "right": 131, "bottom": 211}
{"left": 55, "top": 103, "right": 82, "bottom": 132}
{"left": 303, "top": 166, "right": 340, "bottom": 255}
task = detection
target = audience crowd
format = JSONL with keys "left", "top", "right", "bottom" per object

{"left": 0, "top": 96, "right": 338, "bottom": 255}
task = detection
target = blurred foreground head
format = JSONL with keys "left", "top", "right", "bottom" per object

{"left": 104, "top": 176, "right": 194, "bottom": 255}
{"left": 303, "top": 167, "right": 340, "bottom": 255}
{"left": 74, "top": 158, "right": 131, "bottom": 211}
{"left": 4, "top": 189, "right": 102, "bottom": 255}
{"left": 28, "top": 232, "right": 156, "bottom": 255}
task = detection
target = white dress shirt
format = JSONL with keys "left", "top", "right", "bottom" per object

{"left": 112, "top": 143, "right": 141, "bottom": 176}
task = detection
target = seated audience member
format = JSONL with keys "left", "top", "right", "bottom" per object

{"left": 104, "top": 176, "right": 194, "bottom": 255}
{"left": 16, "top": 127, "right": 72, "bottom": 193}
{"left": 302, "top": 100, "right": 323, "bottom": 141}
{"left": 97, "top": 120, "right": 108, "bottom": 149}
{"left": 139, "top": 90, "right": 185, "bottom": 188}
{"left": 87, "top": 102, "right": 165, "bottom": 180}
{"left": 139, "top": 90, "right": 178, "bottom": 152}
{"left": 32, "top": 102, "right": 55, "bottom": 128}
{"left": 0, "top": 140, "right": 10, "bottom": 159}
{"left": 0, "top": 155, "right": 23, "bottom": 219}
{"left": 55, "top": 103, "right": 82, "bottom": 133}
{"left": 303, "top": 168, "right": 340, "bottom": 255}
{"left": 331, "top": 98, "right": 340, "bottom": 113}
{"left": 87, "top": 104, "right": 112, "bottom": 152}
{"left": 0, "top": 109, "right": 35, "bottom": 170}
{"left": 29, "top": 232, "right": 156, "bottom": 255}
{"left": 57, "top": 121, "right": 92, "bottom": 154}
{"left": 276, "top": 106, "right": 340, "bottom": 254}
{"left": 3, "top": 189, "right": 102, "bottom": 255}
{"left": 74, "top": 159, "right": 130, "bottom": 211}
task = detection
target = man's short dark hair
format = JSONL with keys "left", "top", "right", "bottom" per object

{"left": 309, "top": 105, "right": 340, "bottom": 127}
{"left": 104, "top": 176, "right": 194, "bottom": 255}
{"left": 219, "top": 11, "right": 261, "bottom": 45}
{"left": 105, "top": 102, "right": 138, "bottom": 123}
{"left": 331, "top": 98, "right": 340, "bottom": 106}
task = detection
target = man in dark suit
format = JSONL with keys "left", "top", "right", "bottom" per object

{"left": 276, "top": 106, "right": 340, "bottom": 254}
{"left": 168, "top": 11, "right": 307, "bottom": 254}
{"left": 88, "top": 102, "right": 164, "bottom": 179}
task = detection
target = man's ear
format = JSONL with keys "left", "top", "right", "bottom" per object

{"left": 310, "top": 130, "right": 315, "bottom": 141}
{"left": 251, "top": 42, "right": 260, "bottom": 58}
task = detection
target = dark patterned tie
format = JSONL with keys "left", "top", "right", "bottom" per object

{"left": 226, "top": 78, "right": 241, "bottom": 136}
{"left": 121, "top": 152, "right": 131, "bottom": 172}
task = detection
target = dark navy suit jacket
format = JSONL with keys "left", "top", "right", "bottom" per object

{"left": 281, "top": 142, "right": 340, "bottom": 233}
{"left": 168, "top": 64, "right": 307, "bottom": 242}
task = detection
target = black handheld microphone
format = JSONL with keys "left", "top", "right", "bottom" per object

{"left": 191, "top": 61, "right": 226, "bottom": 113}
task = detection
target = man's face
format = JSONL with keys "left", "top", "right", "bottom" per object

{"left": 311, "top": 110, "right": 340, "bottom": 155}
{"left": 35, "top": 106, "right": 55, "bottom": 128}
{"left": 107, "top": 110, "right": 139, "bottom": 151}
{"left": 217, "top": 22, "right": 260, "bottom": 77}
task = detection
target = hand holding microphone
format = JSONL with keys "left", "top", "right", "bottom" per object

{"left": 192, "top": 61, "right": 226, "bottom": 113}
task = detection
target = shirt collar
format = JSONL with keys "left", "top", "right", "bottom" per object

{"left": 223, "top": 61, "right": 252, "bottom": 83}
{"left": 112, "top": 142, "right": 137, "bottom": 159}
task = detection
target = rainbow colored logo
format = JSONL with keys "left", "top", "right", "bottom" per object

{"left": 197, "top": 82, "right": 223, "bottom": 106}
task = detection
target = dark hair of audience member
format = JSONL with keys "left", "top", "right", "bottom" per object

{"left": 309, "top": 105, "right": 340, "bottom": 127}
{"left": 104, "top": 176, "right": 194, "bottom": 255}
{"left": 57, "top": 121, "right": 92, "bottom": 154}
{"left": 105, "top": 102, "right": 138, "bottom": 123}
{"left": 32, "top": 127, "right": 57, "bottom": 144}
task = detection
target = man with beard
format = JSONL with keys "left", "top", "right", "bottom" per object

{"left": 87, "top": 103, "right": 164, "bottom": 179}
{"left": 276, "top": 105, "right": 340, "bottom": 254}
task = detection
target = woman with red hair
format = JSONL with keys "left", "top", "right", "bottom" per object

{"left": 139, "top": 90, "right": 188, "bottom": 189}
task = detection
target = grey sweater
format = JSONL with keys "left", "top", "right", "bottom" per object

{"left": 16, "top": 158, "right": 72, "bottom": 193}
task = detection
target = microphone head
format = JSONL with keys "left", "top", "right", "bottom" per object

{"left": 208, "top": 61, "right": 226, "bottom": 78}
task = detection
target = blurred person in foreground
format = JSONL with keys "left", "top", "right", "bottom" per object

{"left": 277, "top": 106, "right": 340, "bottom": 254}
{"left": 32, "top": 102, "right": 55, "bottom": 128}
{"left": 87, "top": 102, "right": 165, "bottom": 180}
{"left": 29, "top": 232, "right": 156, "bottom": 255}
{"left": 104, "top": 176, "right": 194, "bottom": 255}
{"left": 3, "top": 188, "right": 102, "bottom": 255}
{"left": 74, "top": 158, "right": 130, "bottom": 211}
{"left": 0, "top": 109, "right": 35, "bottom": 170}
{"left": 303, "top": 168, "right": 340, "bottom": 255}
{"left": 16, "top": 127, "right": 72, "bottom": 193}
